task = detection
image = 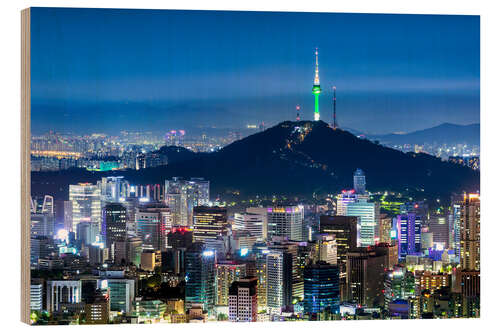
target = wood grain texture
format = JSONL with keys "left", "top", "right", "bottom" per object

{"left": 21, "top": 7, "right": 31, "bottom": 325}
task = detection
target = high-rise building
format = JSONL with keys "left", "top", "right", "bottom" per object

{"left": 46, "top": 280, "right": 82, "bottom": 312}
{"left": 303, "top": 262, "right": 340, "bottom": 316}
{"left": 316, "top": 234, "right": 337, "bottom": 265}
{"left": 266, "top": 206, "right": 304, "bottom": 241}
{"left": 102, "top": 203, "right": 127, "bottom": 256}
{"left": 450, "top": 202, "right": 461, "bottom": 261}
{"left": 460, "top": 193, "right": 480, "bottom": 271}
{"left": 114, "top": 236, "right": 142, "bottom": 266}
{"left": 429, "top": 215, "right": 449, "bottom": 249}
{"left": 379, "top": 213, "right": 392, "bottom": 244}
{"left": 233, "top": 212, "right": 266, "bottom": 239}
{"left": 30, "top": 279, "right": 43, "bottom": 311}
{"left": 31, "top": 213, "right": 55, "bottom": 237}
{"left": 353, "top": 169, "right": 366, "bottom": 194}
{"left": 167, "top": 226, "right": 193, "bottom": 249}
{"left": 98, "top": 176, "right": 129, "bottom": 203}
{"left": 193, "top": 206, "right": 227, "bottom": 242}
{"left": 76, "top": 221, "right": 100, "bottom": 246}
{"left": 69, "top": 183, "right": 102, "bottom": 234}
{"left": 346, "top": 199, "right": 379, "bottom": 247}
{"left": 185, "top": 242, "right": 217, "bottom": 313}
{"left": 99, "top": 279, "right": 135, "bottom": 313}
{"left": 266, "top": 249, "right": 293, "bottom": 314}
{"left": 165, "top": 177, "right": 210, "bottom": 226}
{"left": 216, "top": 261, "right": 247, "bottom": 306}
{"left": 335, "top": 190, "right": 357, "bottom": 216}
{"left": 135, "top": 203, "right": 172, "bottom": 251}
{"left": 228, "top": 277, "right": 258, "bottom": 322}
{"left": 141, "top": 250, "right": 161, "bottom": 271}
{"left": 383, "top": 265, "right": 415, "bottom": 308}
{"left": 397, "top": 213, "right": 422, "bottom": 258}
{"left": 319, "top": 215, "right": 358, "bottom": 280}
{"left": 312, "top": 48, "right": 321, "bottom": 121}
{"left": 346, "top": 247, "right": 387, "bottom": 307}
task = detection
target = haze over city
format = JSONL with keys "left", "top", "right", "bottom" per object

{"left": 30, "top": 8, "right": 479, "bottom": 134}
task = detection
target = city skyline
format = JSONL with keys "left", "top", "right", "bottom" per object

{"left": 31, "top": 8, "right": 479, "bottom": 134}
{"left": 24, "top": 8, "right": 480, "bottom": 325}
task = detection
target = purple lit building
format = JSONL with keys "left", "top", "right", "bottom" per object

{"left": 397, "top": 214, "right": 422, "bottom": 259}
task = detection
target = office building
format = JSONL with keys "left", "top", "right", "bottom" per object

{"left": 346, "top": 199, "right": 379, "bottom": 247}
{"left": 135, "top": 203, "right": 172, "bottom": 251}
{"left": 266, "top": 250, "right": 293, "bottom": 314}
{"left": 193, "top": 206, "right": 227, "bottom": 242}
{"left": 303, "top": 262, "right": 340, "bottom": 316}
{"left": 316, "top": 234, "right": 337, "bottom": 265}
{"left": 346, "top": 247, "right": 387, "bottom": 307}
{"left": 165, "top": 177, "right": 210, "bottom": 226}
{"left": 46, "top": 280, "right": 82, "bottom": 312}
{"left": 185, "top": 242, "right": 217, "bottom": 313}
{"left": 69, "top": 183, "right": 102, "bottom": 234}
{"left": 353, "top": 169, "right": 366, "bottom": 194}
{"left": 266, "top": 206, "right": 304, "bottom": 241}
{"left": 397, "top": 213, "right": 422, "bottom": 258}
{"left": 319, "top": 215, "right": 357, "bottom": 279}
{"left": 103, "top": 203, "right": 127, "bottom": 253}
{"left": 460, "top": 193, "right": 480, "bottom": 271}
{"left": 216, "top": 262, "right": 247, "bottom": 305}
{"left": 228, "top": 277, "right": 258, "bottom": 322}
{"left": 234, "top": 211, "right": 265, "bottom": 239}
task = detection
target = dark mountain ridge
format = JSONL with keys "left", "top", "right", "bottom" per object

{"left": 371, "top": 122, "right": 480, "bottom": 145}
{"left": 31, "top": 121, "right": 479, "bottom": 201}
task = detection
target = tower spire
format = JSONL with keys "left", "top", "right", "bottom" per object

{"left": 296, "top": 105, "right": 301, "bottom": 121}
{"left": 314, "top": 48, "right": 320, "bottom": 86}
{"left": 312, "top": 48, "right": 322, "bottom": 121}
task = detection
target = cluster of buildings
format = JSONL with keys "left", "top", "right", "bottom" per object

{"left": 29, "top": 169, "right": 480, "bottom": 325}
{"left": 30, "top": 128, "right": 254, "bottom": 172}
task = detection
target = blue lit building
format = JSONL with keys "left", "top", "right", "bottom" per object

{"left": 303, "top": 261, "right": 340, "bottom": 317}
{"left": 185, "top": 242, "right": 216, "bottom": 314}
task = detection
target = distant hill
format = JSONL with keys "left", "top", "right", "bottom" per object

{"left": 370, "top": 123, "right": 480, "bottom": 145}
{"left": 32, "top": 121, "right": 479, "bottom": 200}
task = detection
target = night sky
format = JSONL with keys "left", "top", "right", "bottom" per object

{"left": 30, "top": 8, "right": 479, "bottom": 135}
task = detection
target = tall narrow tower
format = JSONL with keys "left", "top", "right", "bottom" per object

{"left": 312, "top": 48, "right": 321, "bottom": 121}
{"left": 296, "top": 105, "right": 301, "bottom": 121}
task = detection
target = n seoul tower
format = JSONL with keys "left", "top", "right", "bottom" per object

{"left": 312, "top": 48, "right": 321, "bottom": 121}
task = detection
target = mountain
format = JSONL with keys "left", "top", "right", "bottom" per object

{"left": 31, "top": 121, "right": 479, "bottom": 200}
{"left": 370, "top": 123, "right": 480, "bottom": 146}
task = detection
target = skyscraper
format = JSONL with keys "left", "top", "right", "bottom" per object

{"left": 303, "top": 262, "right": 340, "bottom": 317}
{"left": 228, "top": 277, "right": 258, "bottom": 322}
{"left": 266, "top": 250, "right": 292, "bottom": 314}
{"left": 319, "top": 215, "right": 358, "bottom": 280}
{"left": 216, "top": 261, "right": 247, "bottom": 306}
{"left": 460, "top": 193, "right": 480, "bottom": 271}
{"left": 185, "top": 242, "right": 217, "bottom": 313}
{"left": 69, "top": 183, "right": 102, "bottom": 234}
{"left": 312, "top": 48, "right": 321, "bottom": 121}
{"left": 266, "top": 206, "right": 304, "bottom": 241}
{"left": 135, "top": 203, "right": 172, "bottom": 251}
{"left": 233, "top": 211, "right": 266, "bottom": 239}
{"left": 165, "top": 177, "right": 210, "bottom": 226}
{"left": 193, "top": 206, "right": 227, "bottom": 242}
{"left": 346, "top": 247, "right": 387, "bottom": 307}
{"left": 102, "top": 203, "right": 127, "bottom": 257}
{"left": 346, "top": 199, "right": 379, "bottom": 247}
{"left": 397, "top": 213, "right": 422, "bottom": 258}
{"left": 316, "top": 234, "right": 337, "bottom": 265}
{"left": 353, "top": 169, "right": 366, "bottom": 194}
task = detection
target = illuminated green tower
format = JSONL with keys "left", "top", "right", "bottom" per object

{"left": 312, "top": 48, "right": 321, "bottom": 121}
